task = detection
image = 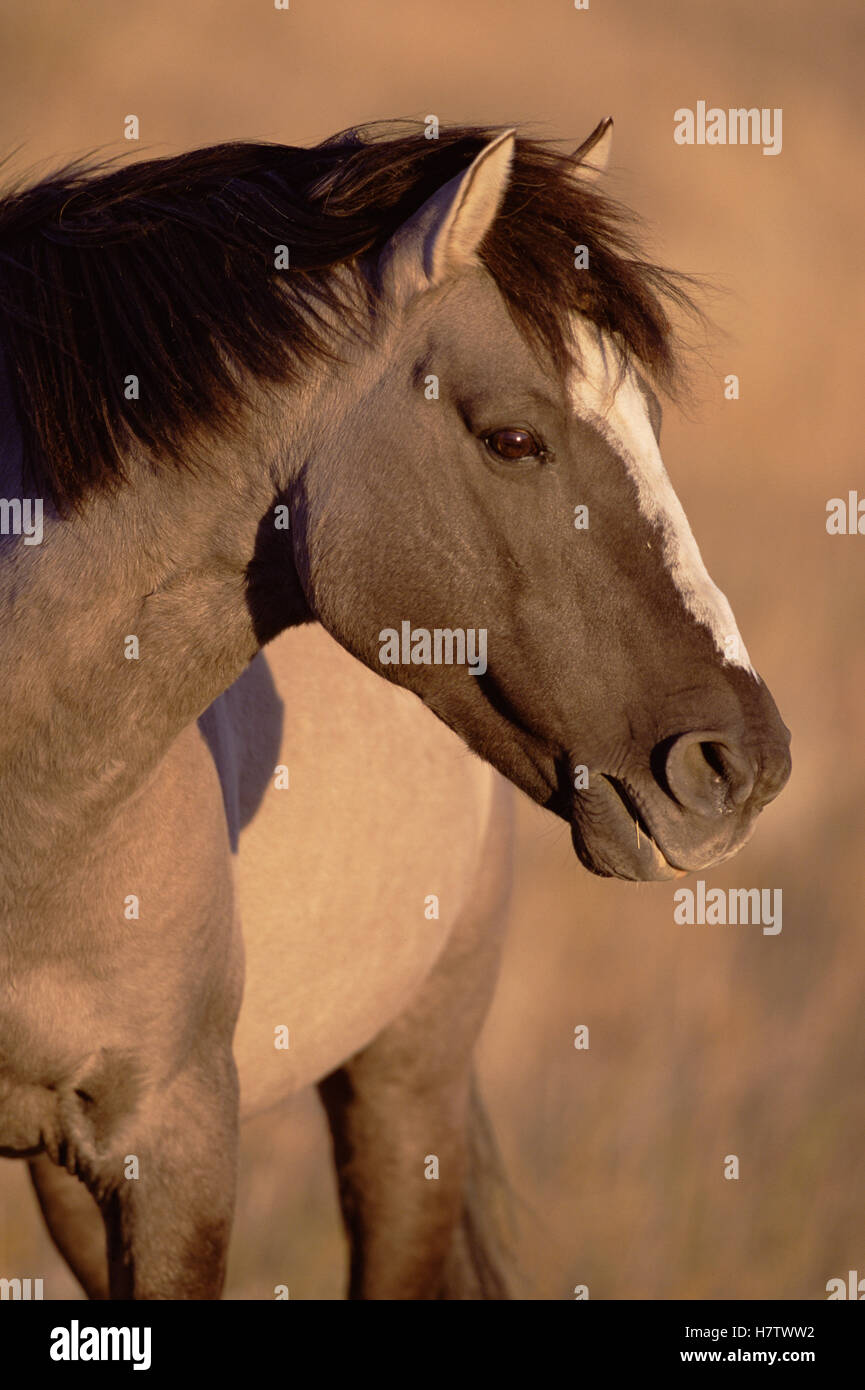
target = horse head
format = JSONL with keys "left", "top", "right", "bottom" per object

{"left": 292, "top": 122, "right": 791, "bottom": 879}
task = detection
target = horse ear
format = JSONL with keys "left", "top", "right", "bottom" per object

{"left": 571, "top": 116, "right": 613, "bottom": 183}
{"left": 379, "top": 129, "right": 515, "bottom": 304}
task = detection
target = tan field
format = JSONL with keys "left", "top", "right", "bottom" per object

{"left": 0, "top": 0, "right": 862, "bottom": 1299}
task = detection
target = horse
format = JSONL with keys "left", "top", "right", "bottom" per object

{"left": 0, "top": 117, "right": 791, "bottom": 1300}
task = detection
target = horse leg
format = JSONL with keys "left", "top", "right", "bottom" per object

{"left": 87, "top": 1054, "right": 240, "bottom": 1300}
{"left": 29, "top": 1053, "right": 237, "bottom": 1299}
{"left": 29, "top": 1058, "right": 238, "bottom": 1301}
{"left": 30, "top": 1059, "right": 238, "bottom": 1301}
{"left": 29, "top": 1154, "right": 109, "bottom": 1299}
{"left": 318, "top": 792, "right": 514, "bottom": 1300}
{"left": 318, "top": 950, "right": 509, "bottom": 1300}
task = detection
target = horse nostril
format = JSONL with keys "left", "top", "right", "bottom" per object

{"left": 663, "top": 731, "right": 756, "bottom": 817}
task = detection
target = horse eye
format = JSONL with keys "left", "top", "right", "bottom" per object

{"left": 484, "top": 427, "right": 543, "bottom": 461}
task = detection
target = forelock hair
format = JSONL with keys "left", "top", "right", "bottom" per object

{"left": 0, "top": 121, "right": 699, "bottom": 510}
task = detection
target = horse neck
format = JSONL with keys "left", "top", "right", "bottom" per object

{"left": 0, "top": 394, "right": 309, "bottom": 901}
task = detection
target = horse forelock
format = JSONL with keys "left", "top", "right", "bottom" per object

{"left": 0, "top": 122, "right": 699, "bottom": 512}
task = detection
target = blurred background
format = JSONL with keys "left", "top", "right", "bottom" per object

{"left": 1, "top": 0, "right": 862, "bottom": 1299}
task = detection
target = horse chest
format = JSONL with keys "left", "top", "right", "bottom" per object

{"left": 218, "top": 627, "right": 497, "bottom": 1116}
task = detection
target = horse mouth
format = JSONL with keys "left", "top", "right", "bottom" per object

{"left": 570, "top": 774, "right": 687, "bottom": 881}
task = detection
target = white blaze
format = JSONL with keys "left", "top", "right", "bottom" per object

{"left": 567, "top": 319, "right": 755, "bottom": 674}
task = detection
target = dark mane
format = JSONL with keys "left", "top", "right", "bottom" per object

{"left": 0, "top": 122, "right": 698, "bottom": 510}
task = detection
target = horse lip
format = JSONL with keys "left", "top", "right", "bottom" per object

{"left": 590, "top": 774, "right": 754, "bottom": 877}
{"left": 572, "top": 773, "right": 688, "bottom": 880}
{"left": 603, "top": 775, "right": 656, "bottom": 844}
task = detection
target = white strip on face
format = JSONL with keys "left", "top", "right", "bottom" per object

{"left": 567, "top": 318, "right": 755, "bottom": 675}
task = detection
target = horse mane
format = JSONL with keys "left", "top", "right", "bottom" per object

{"left": 0, "top": 122, "right": 698, "bottom": 511}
